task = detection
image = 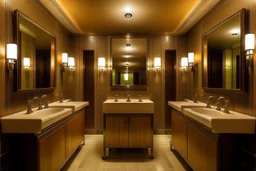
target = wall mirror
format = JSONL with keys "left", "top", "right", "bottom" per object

{"left": 202, "top": 9, "right": 247, "bottom": 92}
{"left": 110, "top": 36, "right": 148, "bottom": 90}
{"left": 14, "top": 10, "right": 56, "bottom": 92}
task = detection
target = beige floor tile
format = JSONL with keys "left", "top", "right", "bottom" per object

{"left": 61, "top": 135, "right": 190, "bottom": 171}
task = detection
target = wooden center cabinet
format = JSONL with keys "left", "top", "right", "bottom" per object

{"left": 103, "top": 114, "right": 154, "bottom": 159}
{"left": 13, "top": 108, "right": 85, "bottom": 171}
{"left": 171, "top": 108, "right": 239, "bottom": 171}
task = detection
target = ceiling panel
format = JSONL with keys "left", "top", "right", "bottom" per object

{"left": 55, "top": 0, "right": 201, "bottom": 34}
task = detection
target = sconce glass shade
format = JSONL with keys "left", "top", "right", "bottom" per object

{"left": 23, "top": 57, "right": 30, "bottom": 68}
{"left": 7, "top": 43, "right": 17, "bottom": 63}
{"left": 181, "top": 57, "right": 188, "bottom": 68}
{"left": 124, "top": 73, "right": 129, "bottom": 81}
{"left": 245, "top": 34, "right": 255, "bottom": 50}
{"left": 188, "top": 52, "right": 194, "bottom": 64}
{"left": 62, "top": 53, "right": 68, "bottom": 64}
{"left": 154, "top": 57, "right": 161, "bottom": 69}
{"left": 98, "top": 57, "right": 106, "bottom": 68}
{"left": 68, "top": 57, "right": 75, "bottom": 68}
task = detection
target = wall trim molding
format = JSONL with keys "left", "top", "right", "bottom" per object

{"left": 85, "top": 129, "right": 171, "bottom": 135}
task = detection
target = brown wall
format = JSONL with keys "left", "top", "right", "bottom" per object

{"left": 187, "top": 0, "right": 256, "bottom": 170}
{"left": 0, "top": 0, "right": 75, "bottom": 169}
{"left": 74, "top": 35, "right": 188, "bottom": 134}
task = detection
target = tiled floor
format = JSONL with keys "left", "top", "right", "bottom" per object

{"left": 62, "top": 135, "right": 191, "bottom": 171}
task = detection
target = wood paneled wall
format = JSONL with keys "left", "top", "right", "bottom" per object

{"left": 186, "top": 0, "right": 256, "bottom": 170}
{"left": 74, "top": 35, "right": 188, "bottom": 134}
{"left": 0, "top": 0, "right": 75, "bottom": 169}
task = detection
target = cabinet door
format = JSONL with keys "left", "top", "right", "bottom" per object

{"left": 66, "top": 112, "right": 85, "bottom": 159}
{"left": 105, "top": 115, "right": 129, "bottom": 147}
{"left": 50, "top": 126, "right": 66, "bottom": 171}
{"left": 39, "top": 135, "right": 51, "bottom": 171}
{"left": 39, "top": 126, "right": 65, "bottom": 171}
{"left": 171, "top": 110, "right": 187, "bottom": 159}
{"left": 129, "top": 116, "right": 152, "bottom": 147}
{"left": 188, "top": 124, "right": 217, "bottom": 171}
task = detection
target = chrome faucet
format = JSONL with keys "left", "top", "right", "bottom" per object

{"left": 216, "top": 96, "right": 225, "bottom": 111}
{"left": 206, "top": 96, "right": 214, "bottom": 108}
{"left": 114, "top": 95, "right": 118, "bottom": 102}
{"left": 56, "top": 94, "right": 63, "bottom": 103}
{"left": 41, "top": 95, "right": 49, "bottom": 109}
{"left": 127, "top": 94, "right": 131, "bottom": 102}
{"left": 26, "top": 100, "right": 33, "bottom": 114}
{"left": 223, "top": 99, "right": 230, "bottom": 114}
{"left": 193, "top": 94, "right": 198, "bottom": 103}
{"left": 138, "top": 95, "right": 142, "bottom": 102}
{"left": 33, "top": 96, "right": 43, "bottom": 110}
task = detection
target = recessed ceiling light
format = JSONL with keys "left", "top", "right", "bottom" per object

{"left": 126, "top": 44, "right": 131, "bottom": 47}
{"left": 125, "top": 13, "right": 132, "bottom": 18}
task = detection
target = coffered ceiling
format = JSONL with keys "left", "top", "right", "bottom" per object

{"left": 40, "top": 0, "right": 222, "bottom": 35}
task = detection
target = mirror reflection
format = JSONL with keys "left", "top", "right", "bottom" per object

{"left": 16, "top": 11, "right": 56, "bottom": 91}
{"left": 111, "top": 38, "right": 147, "bottom": 87}
{"left": 203, "top": 11, "right": 244, "bottom": 90}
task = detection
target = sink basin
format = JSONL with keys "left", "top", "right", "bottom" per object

{"left": 183, "top": 108, "right": 256, "bottom": 134}
{"left": 1, "top": 108, "right": 72, "bottom": 134}
{"left": 168, "top": 100, "right": 206, "bottom": 112}
{"left": 103, "top": 99, "right": 154, "bottom": 113}
{"left": 49, "top": 100, "right": 89, "bottom": 112}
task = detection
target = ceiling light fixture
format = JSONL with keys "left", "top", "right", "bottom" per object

{"left": 125, "top": 13, "right": 132, "bottom": 18}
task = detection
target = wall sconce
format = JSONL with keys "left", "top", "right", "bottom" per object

{"left": 188, "top": 52, "right": 195, "bottom": 71}
{"left": 7, "top": 43, "right": 17, "bottom": 71}
{"left": 181, "top": 57, "right": 188, "bottom": 70}
{"left": 98, "top": 57, "right": 106, "bottom": 71}
{"left": 245, "top": 34, "right": 255, "bottom": 66}
{"left": 68, "top": 57, "right": 75, "bottom": 71}
{"left": 154, "top": 57, "right": 161, "bottom": 71}
{"left": 23, "top": 57, "right": 30, "bottom": 70}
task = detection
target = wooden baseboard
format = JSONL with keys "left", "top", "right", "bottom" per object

{"left": 154, "top": 129, "right": 167, "bottom": 134}
{"left": 84, "top": 129, "right": 103, "bottom": 134}
{"left": 85, "top": 129, "right": 172, "bottom": 135}
{"left": 165, "top": 129, "right": 172, "bottom": 134}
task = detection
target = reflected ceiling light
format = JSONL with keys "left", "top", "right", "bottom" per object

{"left": 126, "top": 62, "right": 129, "bottom": 66}
{"left": 124, "top": 73, "right": 129, "bottom": 81}
{"left": 231, "top": 29, "right": 240, "bottom": 36}
{"left": 124, "top": 54, "right": 130, "bottom": 58}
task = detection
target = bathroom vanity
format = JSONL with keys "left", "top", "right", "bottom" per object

{"left": 1, "top": 100, "right": 89, "bottom": 171}
{"left": 168, "top": 101, "right": 255, "bottom": 171}
{"left": 103, "top": 99, "right": 154, "bottom": 159}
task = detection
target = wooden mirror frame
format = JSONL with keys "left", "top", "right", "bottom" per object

{"left": 13, "top": 10, "right": 56, "bottom": 93}
{"left": 202, "top": 9, "right": 247, "bottom": 93}
{"left": 110, "top": 35, "right": 149, "bottom": 91}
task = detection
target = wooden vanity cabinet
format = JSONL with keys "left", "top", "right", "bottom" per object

{"left": 39, "top": 126, "right": 66, "bottom": 171}
{"left": 66, "top": 112, "right": 85, "bottom": 159}
{"left": 187, "top": 122, "right": 217, "bottom": 171}
{"left": 171, "top": 109, "right": 187, "bottom": 159}
{"left": 14, "top": 108, "right": 85, "bottom": 171}
{"left": 104, "top": 114, "right": 153, "bottom": 159}
{"left": 170, "top": 108, "right": 238, "bottom": 171}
